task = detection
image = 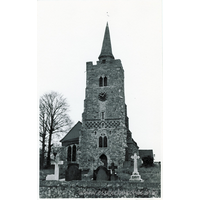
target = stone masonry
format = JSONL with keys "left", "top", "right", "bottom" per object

{"left": 77, "top": 23, "right": 138, "bottom": 171}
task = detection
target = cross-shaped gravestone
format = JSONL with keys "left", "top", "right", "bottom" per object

{"left": 109, "top": 162, "right": 117, "bottom": 174}
{"left": 51, "top": 155, "right": 63, "bottom": 180}
{"left": 131, "top": 153, "right": 140, "bottom": 174}
{"left": 129, "top": 153, "right": 143, "bottom": 182}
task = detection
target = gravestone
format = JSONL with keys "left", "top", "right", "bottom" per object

{"left": 46, "top": 174, "right": 55, "bottom": 181}
{"left": 65, "top": 163, "right": 81, "bottom": 181}
{"left": 109, "top": 162, "right": 118, "bottom": 181}
{"left": 129, "top": 153, "right": 143, "bottom": 182}
{"left": 51, "top": 160, "right": 63, "bottom": 180}
{"left": 93, "top": 166, "right": 111, "bottom": 181}
{"left": 46, "top": 154, "right": 63, "bottom": 181}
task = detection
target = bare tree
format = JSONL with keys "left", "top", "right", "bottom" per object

{"left": 39, "top": 91, "right": 72, "bottom": 167}
{"left": 39, "top": 100, "right": 49, "bottom": 168}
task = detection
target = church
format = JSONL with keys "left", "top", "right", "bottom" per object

{"left": 60, "top": 23, "right": 143, "bottom": 175}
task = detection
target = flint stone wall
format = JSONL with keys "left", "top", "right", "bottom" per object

{"left": 39, "top": 180, "right": 160, "bottom": 198}
{"left": 78, "top": 59, "right": 138, "bottom": 170}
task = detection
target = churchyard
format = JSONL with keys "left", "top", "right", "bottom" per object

{"left": 39, "top": 153, "right": 161, "bottom": 198}
{"left": 39, "top": 19, "right": 161, "bottom": 198}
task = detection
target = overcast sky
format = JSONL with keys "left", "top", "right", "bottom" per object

{"left": 38, "top": 0, "right": 162, "bottom": 161}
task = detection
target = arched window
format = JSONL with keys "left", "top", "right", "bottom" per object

{"left": 99, "top": 76, "right": 108, "bottom": 87}
{"left": 72, "top": 145, "right": 76, "bottom": 161}
{"left": 104, "top": 76, "right": 107, "bottom": 86}
{"left": 99, "top": 77, "right": 103, "bottom": 87}
{"left": 99, "top": 136, "right": 103, "bottom": 147}
{"left": 99, "top": 136, "right": 108, "bottom": 148}
{"left": 101, "top": 112, "right": 104, "bottom": 120}
{"left": 104, "top": 136, "right": 107, "bottom": 147}
{"left": 67, "top": 146, "right": 71, "bottom": 161}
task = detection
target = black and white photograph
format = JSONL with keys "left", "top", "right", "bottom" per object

{"left": 38, "top": 0, "right": 162, "bottom": 198}
{"left": 2, "top": 0, "right": 200, "bottom": 200}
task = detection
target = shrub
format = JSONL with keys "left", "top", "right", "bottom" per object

{"left": 40, "top": 171, "right": 46, "bottom": 181}
{"left": 141, "top": 156, "right": 154, "bottom": 167}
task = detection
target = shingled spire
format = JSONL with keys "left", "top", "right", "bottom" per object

{"left": 98, "top": 22, "right": 115, "bottom": 61}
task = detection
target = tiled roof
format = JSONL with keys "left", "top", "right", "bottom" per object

{"left": 60, "top": 121, "right": 82, "bottom": 143}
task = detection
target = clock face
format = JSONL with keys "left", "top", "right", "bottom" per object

{"left": 98, "top": 92, "right": 107, "bottom": 101}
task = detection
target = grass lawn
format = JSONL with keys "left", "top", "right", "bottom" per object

{"left": 40, "top": 164, "right": 161, "bottom": 198}
{"left": 139, "top": 164, "right": 161, "bottom": 182}
{"left": 40, "top": 163, "right": 161, "bottom": 183}
{"left": 40, "top": 166, "right": 66, "bottom": 180}
{"left": 117, "top": 163, "right": 161, "bottom": 182}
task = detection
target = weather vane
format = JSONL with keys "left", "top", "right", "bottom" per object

{"left": 106, "top": 12, "right": 110, "bottom": 23}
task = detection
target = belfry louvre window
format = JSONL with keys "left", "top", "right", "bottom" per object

{"left": 99, "top": 76, "right": 108, "bottom": 87}
{"left": 104, "top": 77, "right": 107, "bottom": 86}
{"left": 99, "top": 77, "right": 103, "bottom": 87}
{"left": 99, "top": 136, "right": 107, "bottom": 147}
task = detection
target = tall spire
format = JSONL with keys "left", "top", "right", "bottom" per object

{"left": 98, "top": 22, "right": 114, "bottom": 61}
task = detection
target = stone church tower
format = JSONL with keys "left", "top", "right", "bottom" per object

{"left": 77, "top": 23, "right": 138, "bottom": 171}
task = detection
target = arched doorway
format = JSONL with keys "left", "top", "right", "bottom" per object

{"left": 93, "top": 155, "right": 111, "bottom": 181}
{"left": 99, "top": 154, "right": 107, "bottom": 168}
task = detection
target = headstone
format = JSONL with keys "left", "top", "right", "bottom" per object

{"left": 51, "top": 160, "right": 64, "bottom": 180}
{"left": 109, "top": 162, "right": 118, "bottom": 181}
{"left": 45, "top": 155, "right": 63, "bottom": 181}
{"left": 65, "top": 163, "right": 81, "bottom": 181}
{"left": 110, "top": 173, "right": 118, "bottom": 181}
{"left": 93, "top": 166, "right": 111, "bottom": 181}
{"left": 129, "top": 153, "right": 143, "bottom": 182}
{"left": 109, "top": 162, "right": 117, "bottom": 174}
{"left": 46, "top": 174, "right": 55, "bottom": 180}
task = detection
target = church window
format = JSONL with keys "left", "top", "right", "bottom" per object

{"left": 104, "top": 136, "right": 107, "bottom": 147}
{"left": 102, "top": 59, "right": 106, "bottom": 64}
{"left": 99, "top": 76, "right": 108, "bottom": 87}
{"left": 104, "top": 76, "right": 107, "bottom": 86}
{"left": 72, "top": 145, "right": 76, "bottom": 161}
{"left": 67, "top": 146, "right": 71, "bottom": 161}
{"left": 99, "top": 136, "right": 107, "bottom": 148}
{"left": 99, "top": 77, "right": 103, "bottom": 87}
{"left": 101, "top": 122, "right": 105, "bottom": 128}
{"left": 101, "top": 112, "right": 104, "bottom": 119}
{"left": 99, "top": 136, "right": 103, "bottom": 147}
